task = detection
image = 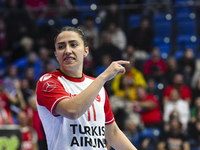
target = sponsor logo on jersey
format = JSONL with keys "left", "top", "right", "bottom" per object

{"left": 39, "top": 74, "right": 52, "bottom": 81}
{"left": 95, "top": 94, "right": 101, "bottom": 102}
{"left": 43, "top": 81, "right": 56, "bottom": 92}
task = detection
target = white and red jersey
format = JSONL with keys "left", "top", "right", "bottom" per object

{"left": 36, "top": 70, "right": 115, "bottom": 150}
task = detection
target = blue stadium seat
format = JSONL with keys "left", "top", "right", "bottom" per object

{"left": 175, "top": 6, "right": 193, "bottom": 15}
{"left": 154, "top": 22, "right": 172, "bottom": 37}
{"left": 153, "top": 37, "right": 171, "bottom": 57}
{"left": 174, "top": 50, "right": 184, "bottom": 60}
{"left": 153, "top": 13, "right": 172, "bottom": 23}
{"left": 176, "top": 35, "right": 198, "bottom": 51}
{"left": 75, "top": 0, "right": 97, "bottom": 6}
{"left": 78, "top": 11, "right": 97, "bottom": 25}
{"left": 176, "top": 11, "right": 197, "bottom": 36}
{"left": 177, "top": 21, "right": 196, "bottom": 35}
{"left": 153, "top": 13, "right": 173, "bottom": 38}
{"left": 59, "top": 18, "right": 76, "bottom": 28}
{"left": 128, "top": 14, "right": 142, "bottom": 29}
{"left": 37, "top": 19, "right": 58, "bottom": 27}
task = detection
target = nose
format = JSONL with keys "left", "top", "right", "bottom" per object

{"left": 64, "top": 44, "right": 72, "bottom": 55}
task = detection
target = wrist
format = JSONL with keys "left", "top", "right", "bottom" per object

{"left": 97, "top": 74, "right": 108, "bottom": 84}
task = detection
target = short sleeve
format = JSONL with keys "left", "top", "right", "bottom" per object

{"left": 36, "top": 74, "right": 70, "bottom": 116}
{"left": 104, "top": 89, "right": 115, "bottom": 125}
{"left": 163, "top": 86, "right": 171, "bottom": 98}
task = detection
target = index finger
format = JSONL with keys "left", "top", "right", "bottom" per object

{"left": 116, "top": 60, "right": 130, "bottom": 65}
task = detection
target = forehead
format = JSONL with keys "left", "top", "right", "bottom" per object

{"left": 55, "top": 31, "right": 82, "bottom": 43}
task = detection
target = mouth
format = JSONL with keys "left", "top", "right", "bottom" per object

{"left": 64, "top": 57, "right": 75, "bottom": 61}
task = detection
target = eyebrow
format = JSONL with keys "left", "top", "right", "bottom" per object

{"left": 57, "top": 40, "right": 78, "bottom": 45}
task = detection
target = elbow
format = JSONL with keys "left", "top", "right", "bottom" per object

{"left": 67, "top": 113, "right": 80, "bottom": 120}
{"left": 62, "top": 110, "right": 82, "bottom": 120}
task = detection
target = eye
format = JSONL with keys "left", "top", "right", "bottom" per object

{"left": 71, "top": 43, "right": 78, "bottom": 47}
{"left": 58, "top": 45, "right": 65, "bottom": 49}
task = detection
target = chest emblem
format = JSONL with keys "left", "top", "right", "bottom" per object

{"left": 43, "top": 81, "right": 56, "bottom": 92}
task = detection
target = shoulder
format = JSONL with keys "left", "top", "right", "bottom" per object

{"left": 38, "top": 71, "right": 60, "bottom": 82}
{"left": 84, "top": 74, "right": 96, "bottom": 81}
{"left": 146, "top": 94, "right": 158, "bottom": 103}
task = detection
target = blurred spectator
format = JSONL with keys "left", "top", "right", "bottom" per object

{"left": 20, "top": 78, "right": 34, "bottom": 105}
{"left": 143, "top": 47, "right": 167, "bottom": 83}
{"left": 191, "top": 77, "right": 200, "bottom": 107}
{"left": 83, "top": 50, "right": 95, "bottom": 77}
{"left": 133, "top": 86, "right": 163, "bottom": 130}
{"left": 124, "top": 0, "right": 144, "bottom": 16}
{"left": 164, "top": 57, "right": 182, "bottom": 86}
{"left": 123, "top": 116, "right": 160, "bottom": 150}
{"left": 122, "top": 45, "right": 145, "bottom": 72}
{"left": 163, "top": 89, "right": 190, "bottom": 131}
{"left": 99, "top": 3, "right": 123, "bottom": 30}
{"left": 146, "top": 78, "right": 162, "bottom": 102}
{"left": 96, "top": 54, "right": 112, "bottom": 77}
{"left": 0, "top": 79, "right": 15, "bottom": 124}
{"left": 178, "top": 48, "right": 195, "bottom": 86}
{"left": 35, "top": 23, "right": 56, "bottom": 50}
{"left": 79, "top": 15, "right": 99, "bottom": 49}
{"left": 0, "top": 19, "right": 7, "bottom": 55}
{"left": 122, "top": 45, "right": 136, "bottom": 61}
{"left": 13, "top": 52, "right": 42, "bottom": 79}
{"left": 157, "top": 118, "right": 190, "bottom": 150}
{"left": 94, "top": 32, "right": 122, "bottom": 66}
{"left": 25, "top": 0, "right": 48, "bottom": 19}
{"left": 17, "top": 111, "right": 38, "bottom": 150}
{"left": 191, "top": 58, "right": 200, "bottom": 89}
{"left": 24, "top": 67, "right": 37, "bottom": 90}
{"left": 128, "top": 17, "right": 154, "bottom": 53}
{"left": 27, "top": 94, "right": 48, "bottom": 150}
{"left": 56, "top": 0, "right": 77, "bottom": 18}
{"left": 13, "top": 79, "right": 27, "bottom": 111}
{"left": 112, "top": 59, "right": 147, "bottom": 101}
{"left": 163, "top": 73, "right": 192, "bottom": 105}
{"left": 96, "top": 55, "right": 113, "bottom": 96}
{"left": 102, "top": 22, "right": 127, "bottom": 51}
{"left": 25, "top": 0, "right": 48, "bottom": 10}
{"left": 0, "top": 55, "right": 6, "bottom": 78}
{"left": 40, "top": 61, "right": 55, "bottom": 76}
{"left": 190, "top": 97, "right": 200, "bottom": 123}
{"left": 11, "top": 36, "right": 34, "bottom": 62}
{"left": 144, "top": 0, "right": 172, "bottom": 14}
{"left": 4, "top": 0, "right": 36, "bottom": 51}
{"left": 38, "top": 47, "right": 59, "bottom": 72}
{"left": 188, "top": 108, "right": 200, "bottom": 149}
{"left": 3, "top": 65, "right": 19, "bottom": 94}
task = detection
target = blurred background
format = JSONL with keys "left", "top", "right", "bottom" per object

{"left": 0, "top": 0, "right": 200, "bottom": 149}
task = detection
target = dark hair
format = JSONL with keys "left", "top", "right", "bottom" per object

{"left": 54, "top": 26, "right": 87, "bottom": 47}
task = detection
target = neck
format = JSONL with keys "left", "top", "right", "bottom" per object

{"left": 60, "top": 68, "right": 83, "bottom": 78}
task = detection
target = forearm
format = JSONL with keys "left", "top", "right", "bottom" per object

{"left": 55, "top": 75, "right": 106, "bottom": 119}
{"left": 55, "top": 61, "right": 129, "bottom": 119}
{"left": 137, "top": 101, "right": 155, "bottom": 110}
{"left": 105, "top": 122, "right": 137, "bottom": 150}
{"left": 183, "top": 142, "right": 190, "bottom": 150}
{"left": 16, "top": 89, "right": 26, "bottom": 110}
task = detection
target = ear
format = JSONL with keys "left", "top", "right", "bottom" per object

{"left": 83, "top": 47, "right": 89, "bottom": 57}
{"left": 54, "top": 52, "right": 58, "bottom": 60}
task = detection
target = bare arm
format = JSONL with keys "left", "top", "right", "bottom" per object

{"left": 14, "top": 80, "right": 26, "bottom": 110}
{"left": 55, "top": 61, "right": 129, "bottom": 119}
{"left": 157, "top": 141, "right": 166, "bottom": 150}
{"left": 183, "top": 141, "right": 190, "bottom": 150}
{"left": 137, "top": 101, "right": 155, "bottom": 110}
{"left": 105, "top": 121, "right": 137, "bottom": 150}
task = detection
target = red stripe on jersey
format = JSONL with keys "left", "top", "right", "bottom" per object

{"left": 87, "top": 109, "right": 91, "bottom": 121}
{"left": 92, "top": 103, "right": 96, "bottom": 121}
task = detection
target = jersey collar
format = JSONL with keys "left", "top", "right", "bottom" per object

{"left": 56, "top": 69, "right": 85, "bottom": 82}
